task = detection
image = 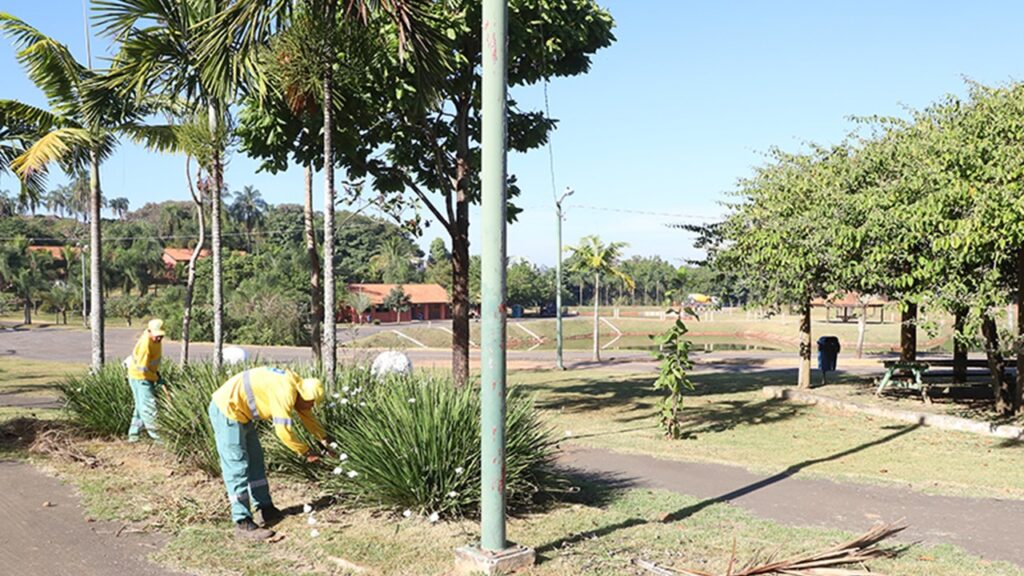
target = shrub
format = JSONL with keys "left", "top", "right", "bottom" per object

{"left": 266, "top": 370, "right": 561, "bottom": 518}
{"left": 59, "top": 362, "right": 135, "bottom": 436}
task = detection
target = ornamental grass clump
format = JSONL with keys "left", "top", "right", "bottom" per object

{"left": 59, "top": 362, "right": 135, "bottom": 436}
{"left": 267, "top": 369, "right": 561, "bottom": 518}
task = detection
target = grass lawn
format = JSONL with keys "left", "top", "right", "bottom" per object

{"left": 4, "top": 357, "right": 1024, "bottom": 574}
{"left": 515, "top": 368, "right": 1024, "bottom": 500}
{"left": 345, "top": 311, "right": 954, "bottom": 353}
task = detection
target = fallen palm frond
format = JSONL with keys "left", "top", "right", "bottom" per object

{"left": 635, "top": 521, "right": 907, "bottom": 576}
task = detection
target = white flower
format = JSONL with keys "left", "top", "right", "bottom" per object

{"left": 340, "top": 398, "right": 349, "bottom": 405}
{"left": 447, "top": 491, "right": 459, "bottom": 498}
{"left": 402, "top": 509, "right": 412, "bottom": 518}
{"left": 428, "top": 512, "right": 439, "bottom": 523}
{"left": 408, "top": 398, "right": 416, "bottom": 403}
{"left": 310, "top": 528, "right": 320, "bottom": 537}
{"left": 355, "top": 387, "right": 363, "bottom": 394}
{"left": 303, "top": 503, "right": 313, "bottom": 514}
{"left": 359, "top": 402, "right": 367, "bottom": 407}
{"left": 333, "top": 467, "right": 343, "bottom": 475}
{"left": 454, "top": 467, "right": 464, "bottom": 475}
{"left": 328, "top": 402, "right": 336, "bottom": 408}
{"left": 329, "top": 442, "right": 339, "bottom": 450}
{"left": 339, "top": 453, "right": 349, "bottom": 461}
{"left": 347, "top": 470, "right": 359, "bottom": 478}
{"left": 332, "top": 392, "right": 340, "bottom": 399}
{"left": 342, "top": 386, "right": 350, "bottom": 393}
{"left": 307, "top": 516, "right": 318, "bottom": 525}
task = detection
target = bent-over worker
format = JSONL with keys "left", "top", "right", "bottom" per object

{"left": 127, "top": 318, "right": 165, "bottom": 442}
{"left": 208, "top": 366, "right": 332, "bottom": 539}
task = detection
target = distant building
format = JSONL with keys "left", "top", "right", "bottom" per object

{"left": 161, "top": 247, "right": 211, "bottom": 271}
{"left": 28, "top": 245, "right": 76, "bottom": 260}
{"left": 342, "top": 283, "right": 450, "bottom": 323}
{"left": 811, "top": 292, "right": 889, "bottom": 323}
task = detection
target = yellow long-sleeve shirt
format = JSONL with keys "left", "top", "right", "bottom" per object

{"left": 127, "top": 332, "right": 161, "bottom": 382}
{"left": 212, "top": 367, "right": 327, "bottom": 455}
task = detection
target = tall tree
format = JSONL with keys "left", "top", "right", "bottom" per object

{"left": 363, "top": 0, "right": 615, "bottom": 386}
{"left": 567, "top": 235, "right": 633, "bottom": 362}
{"left": 98, "top": 0, "right": 254, "bottom": 368}
{"left": 108, "top": 196, "right": 129, "bottom": 219}
{"left": 229, "top": 184, "right": 268, "bottom": 252}
{"left": 1, "top": 13, "right": 173, "bottom": 370}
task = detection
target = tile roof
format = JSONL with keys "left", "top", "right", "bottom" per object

{"left": 347, "top": 283, "right": 450, "bottom": 305}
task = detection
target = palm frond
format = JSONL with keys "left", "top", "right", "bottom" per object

{"left": 0, "top": 12, "right": 86, "bottom": 108}
{"left": 119, "top": 122, "right": 181, "bottom": 153}
{"left": 0, "top": 99, "right": 72, "bottom": 132}
{"left": 10, "top": 127, "right": 91, "bottom": 178}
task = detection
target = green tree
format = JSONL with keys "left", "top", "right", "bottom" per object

{"left": 507, "top": 258, "right": 547, "bottom": 308}
{"left": 46, "top": 281, "right": 78, "bottom": 324}
{"left": 383, "top": 284, "right": 411, "bottom": 324}
{"left": 0, "top": 238, "right": 52, "bottom": 325}
{"left": 424, "top": 237, "right": 452, "bottom": 290}
{"left": 108, "top": 197, "right": 130, "bottom": 220}
{"left": 229, "top": 185, "right": 268, "bottom": 252}
{"left": 369, "top": 237, "right": 415, "bottom": 284}
{"left": 362, "top": 0, "right": 615, "bottom": 386}
{"left": 1, "top": 13, "right": 173, "bottom": 369}
{"left": 567, "top": 235, "right": 633, "bottom": 362}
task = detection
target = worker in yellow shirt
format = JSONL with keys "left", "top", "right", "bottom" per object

{"left": 127, "top": 318, "right": 165, "bottom": 442}
{"left": 208, "top": 366, "right": 332, "bottom": 540}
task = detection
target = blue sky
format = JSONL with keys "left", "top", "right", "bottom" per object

{"left": 2, "top": 1, "right": 1024, "bottom": 266}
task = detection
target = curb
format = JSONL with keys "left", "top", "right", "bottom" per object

{"left": 763, "top": 386, "right": 1024, "bottom": 441}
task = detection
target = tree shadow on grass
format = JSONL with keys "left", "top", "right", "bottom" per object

{"left": 536, "top": 421, "right": 923, "bottom": 558}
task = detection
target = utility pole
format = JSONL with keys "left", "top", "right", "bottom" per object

{"left": 455, "top": 0, "right": 534, "bottom": 572}
{"left": 555, "top": 187, "right": 573, "bottom": 370}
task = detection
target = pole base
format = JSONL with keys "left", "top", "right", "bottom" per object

{"left": 454, "top": 543, "right": 536, "bottom": 575}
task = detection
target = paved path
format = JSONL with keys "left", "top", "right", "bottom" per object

{"left": 561, "top": 446, "right": 1024, "bottom": 567}
{"left": 0, "top": 460, "right": 186, "bottom": 576}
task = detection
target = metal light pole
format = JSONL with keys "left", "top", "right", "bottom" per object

{"left": 479, "top": 0, "right": 510, "bottom": 553}
{"left": 456, "top": 2, "right": 534, "bottom": 571}
{"left": 555, "top": 187, "right": 573, "bottom": 370}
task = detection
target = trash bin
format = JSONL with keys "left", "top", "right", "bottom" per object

{"left": 817, "top": 336, "right": 841, "bottom": 383}
{"left": 511, "top": 304, "right": 524, "bottom": 318}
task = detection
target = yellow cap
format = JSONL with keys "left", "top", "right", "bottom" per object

{"left": 298, "top": 378, "right": 324, "bottom": 404}
{"left": 147, "top": 318, "right": 166, "bottom": 337}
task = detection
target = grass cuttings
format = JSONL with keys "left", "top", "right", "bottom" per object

{"left": 638, "top": 521, "right": 907, "bottom": 576}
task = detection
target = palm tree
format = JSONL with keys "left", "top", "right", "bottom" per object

{"left": 369, "top": 236, "right": 413, "bottom": 283}
{"left": 229, "top": 185, "right": 268, "bottom": 252}
{"left": 0, "top": 104, "right": 47, "bottom": 208}
{"left": 207, "top": 0, "right": 441, "bottom": 385}
{"left": 0, "top": 13, "right": 174, "bottom": 369}
{"left": 108, "top": 196, "right": 129, "bottom": 219}
{"left": 567, "top": 235, "right": 634, "bottom": 362}
{"left": 0, "top": 189, "right": 17, "bottom": 217}
{"left": 96, "top": 1, "right": 251, "bottom": 369}
{"left": 46, "top": 281, "right": 78, "bottom": 324}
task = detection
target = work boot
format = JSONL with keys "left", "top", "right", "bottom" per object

{"left": 256, "top": 505, "right": 284, "bottom": 526}
{"left": 234, "top": 518, "right": 275, "bottom": 540}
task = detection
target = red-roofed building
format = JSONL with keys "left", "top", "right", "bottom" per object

{"left": 162, "top": 247, "right": 211, "bottom": 271}
{"left": 29, "top": 245, "right": 77, "bottom": 260}
{"left": 342, "top": 283, "right": 450, "bottom": 323}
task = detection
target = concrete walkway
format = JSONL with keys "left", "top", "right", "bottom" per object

{"left": 0, "top": 460, "right": 186, "bottom": 576}
{"left": 561, "top": 446, "right": 1024, "bottom": 567}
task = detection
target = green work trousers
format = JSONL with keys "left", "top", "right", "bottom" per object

{"left": 128, "top": 378, "right": 160, "bottom": 441}
{"left": 208, "top": 400, "right": 273, "bottom": 523}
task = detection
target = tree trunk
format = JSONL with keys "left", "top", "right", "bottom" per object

{"left": 1016, "top": 248, "right": 1024, "bottom": 413}
{"left": 798, "top": 300, "right": 812, "bottom": 388}
{"left": 982, "top": 316, "right": 1011, "bottom": 415}
{"left": 900, "top": 302, "right": 917, "bottom": 362}
{"left": 181, "top": 156, "right": 205, "bottom": 365}
{"left": 592, "top": 273, "right": 601, "bottom": 362}
{"left": 321, "top": 28, "right": 338, "bottom": 384}
{"left": 856, "top": 304, "right": 867, "bottom": 359}
{"left": 953, "top": 309, "right": 967, "bottom": 384}
{"left": 208, "top": 104, "right": 224, "bottom": 369}
{"left": 22, "top": 298, "right": 31, "bottom": 325}
{"left": 89, "top": 148, "right": 104, "bottom": 370}
{"left": 450, "top": 206, "right": 471, "bottom": 387}
{"left": 304, "top": 163, "right": 323, "bottom": 364}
